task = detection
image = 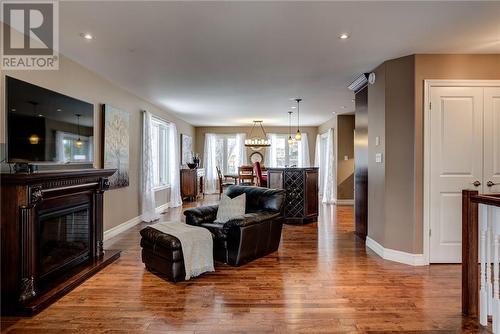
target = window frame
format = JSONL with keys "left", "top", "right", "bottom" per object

{"left": 151, "top": 117, "right": 170, "bottom": 190}
{"left": 274, "top": 134, "right": 299, "bottom": 167}
{"left": 214, "top": 134, "right": 238, "bottom": 175}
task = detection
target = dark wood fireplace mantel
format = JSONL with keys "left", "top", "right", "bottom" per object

{"left": 1, "top": 168, "right": 120, "bottom": 315}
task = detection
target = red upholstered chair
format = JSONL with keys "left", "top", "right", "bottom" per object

{"left": 253, "top": 162, "right": 267, "bottom": 187}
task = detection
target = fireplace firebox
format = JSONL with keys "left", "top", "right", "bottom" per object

{"left": 1, "top": 169, "right": 120, "bottom": 315}
{"left": 39, "top": 203, "right": 91, "bottom": 280}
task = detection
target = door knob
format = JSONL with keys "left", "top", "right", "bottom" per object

{"left": 473, "top": 180, "right": 481, "bottom": 187}
{"left": 487, "top": 181, "right": 499, "bottom": 187}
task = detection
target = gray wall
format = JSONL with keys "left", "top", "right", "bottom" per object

{"left": 337, "top": 115, "right": 355, "bottom": 200}
{"left": 367, "top": 54, "right": 500, "bottom": 254}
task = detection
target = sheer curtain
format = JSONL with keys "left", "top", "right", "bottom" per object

{"left": 314, "top": 134, "right": 322, "bottom": 196}
{"left": 141, "top": 111, "right": 160, "bottom": 222}
{"left": 265, "top": 133, "right": 277, "bottom": 167}
{"left": 235, "top": 133, "right": 247, "bottom": 166}
{"left": 322, "top": 128, "right": 336, "bottom": 204}
{"left": 298, "top": 133, "right": 310, "bottom": 167}
{"left": 168, "top": 122, "right": 182, "bottom": 208}
{"left": 203, "top": 133, "right": 218, "bottom": 194}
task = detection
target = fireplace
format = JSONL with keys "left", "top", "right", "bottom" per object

{"left": 1, "top": 169, "right": 120, "bottom": 315}
{"left": 39, "top": 203, "right": 91, "bottom": 281}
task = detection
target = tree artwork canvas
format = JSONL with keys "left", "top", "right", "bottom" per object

{"left": 181, "top": 134, "right": 193, "bottom": 165}
{"left": 103, "top": 105, "right": 130, "bottom": 188}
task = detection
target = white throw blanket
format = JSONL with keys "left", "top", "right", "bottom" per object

{"left": 150, "top": 221, "right": 214, "bottom": 280}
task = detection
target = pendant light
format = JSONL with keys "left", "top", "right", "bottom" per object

{"left": 295, "top": 98, "right": 302, "bottom": 141}
{"left": 75, "top": 114, "right": 83, "bottom": 148}
{"left": 244, "top": 120, "right": 271, "bottom": 150}
{"left": 287, "top": 111, "right": 294, "bottom": 145}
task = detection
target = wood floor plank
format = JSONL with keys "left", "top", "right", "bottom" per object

{"left": 0, "top": 196, "right": 490, "bottom": 333}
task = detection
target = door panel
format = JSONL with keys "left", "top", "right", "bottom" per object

{"left": 429, "top": 87, "right": 483, "bottom": 263}
{"left": 484, "top": 87, "right": 500, "bottom": 194}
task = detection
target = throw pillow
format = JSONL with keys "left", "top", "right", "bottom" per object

{"left": 215, "top": 193, "right": 246, "bottom": 223}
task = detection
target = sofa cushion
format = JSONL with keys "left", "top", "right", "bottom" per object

{"left": 215, "top": 193, "right": 246, "bottom": 223}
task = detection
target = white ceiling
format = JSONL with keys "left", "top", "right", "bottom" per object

{"left": 58, "top": 1, "right": 500, "bottom": 126}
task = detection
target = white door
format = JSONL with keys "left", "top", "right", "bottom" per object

{"left": 484, "top": 87, "right": 500, "bottom": 194}
{"left": 429, "top": 87, "right": 484, "bottom": 263}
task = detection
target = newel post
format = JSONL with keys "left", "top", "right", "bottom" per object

{"left": 463, "top": 189, "right": 479, "bottom": 317}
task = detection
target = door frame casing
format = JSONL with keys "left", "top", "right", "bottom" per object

{"left": 423, "top": 79, "right": 500, "bottom": 265}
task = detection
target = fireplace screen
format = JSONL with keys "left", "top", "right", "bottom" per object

{"left": 39, "top": 204, "right": 90, "bottom": 278}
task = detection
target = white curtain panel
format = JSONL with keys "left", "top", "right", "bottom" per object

{"left": 235, "top": 133, "right": 247, "bottom": 166}
{"left": 322, "top": 128, "right": 336, "bottom": 204}
{"left": 314, "top": 134, "right": 321, "bottom": 168}
{"left": 203, "top": 133, "right": 218, "bottom": 194}
{"left": 314, "top": 134, "right": 322, "bottom": 197}
{"left": 298, "top": 132, "right": 310, "bottom": 167}
{"left": 265, "top": 133, "right": 278, "bottom": 167}
{"left": 168, "top": 122, "right": 182, "bottom": 208}
{"left": 141, "top": 111, "right": 160, "bottom": 222}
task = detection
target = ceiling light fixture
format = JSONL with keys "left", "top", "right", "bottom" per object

{"left": 80, "top": 33, "right": 93, "bottom": 40}
{"left": 244, "top": 120, "right": 271, "bottom": 150}
{"left": 339, "top": 33, "right": 350, "bottom": 40}
{"left": 288, "top": 111, "right": 294, "bottom": 145}
{"left": 294, "top": 98, "right": 303, "bottom": 141}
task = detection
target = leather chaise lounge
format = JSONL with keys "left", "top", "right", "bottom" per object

{"left": 183, "top": 185, "right": 285, "bottom": 266}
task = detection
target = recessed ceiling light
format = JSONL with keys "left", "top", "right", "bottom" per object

{"left": 38, "top": 114, "right": 43, "bottom": 117}
{"left": 332, "top": 111, "right": 337, "bottom": 114}
{"left": 341, "top": 106, "right": 346, "bottom": 109}
{"left": 351, "top": 99, "right": 355, "bottom": 102}
{"left": 339, "top": 33, "right": 350, "bottom": 40}
{"left": 11, "top": 108, "right": 16, "bottom": 111}
{"left": 56, "top": 108, "right": 62, "bottom": 111}
{"left": 80, "top": 33, "right": 93, "bottom": 40}
{"left": 291, "top": 106, "right": 297, "bottom": 109}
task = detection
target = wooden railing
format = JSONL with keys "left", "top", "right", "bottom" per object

{"left": 462, "top": 190, "right": 500, "bottom": 331}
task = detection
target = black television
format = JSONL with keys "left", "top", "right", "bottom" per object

{"left": 6, "top": 76, "right": 94, "bottom": 164}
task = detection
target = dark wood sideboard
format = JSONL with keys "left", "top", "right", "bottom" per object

{"left": 0, "top": 169, "right": 120, "bottom": 315}
{"left": 267, "top": 167, "right": 319, "bottom": 224}
{"left": 181, "top": 168, "right": 205, "bottom": 201}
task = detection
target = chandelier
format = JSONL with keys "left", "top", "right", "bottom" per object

{"left": 245, "top": 120, "right": 271, "bottom": 149}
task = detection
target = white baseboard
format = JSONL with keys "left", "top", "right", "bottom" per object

{"left": 103, "top": 202, "right": 171, "bottom": 241}
{"left": 336, "top": 199, "right": 354, "bottom": 205}
{"left": 366, "top": 236, "right": 427, "bottom": 266}
{"left": 155, "top": 202, "right": 171, "bottom": 214}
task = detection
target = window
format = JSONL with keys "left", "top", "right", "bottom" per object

{"left": 274, "top": 134, "right": 299, "bottom": 167}
{"left": 215, "top": 134, "right": 238, "bottom": 174}
{"left": 152, "top": 117, "right": 170, "bottom": 188}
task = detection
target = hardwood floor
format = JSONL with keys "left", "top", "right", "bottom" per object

{"left": 1, "top": 196, "right": 487, "bottom": 333}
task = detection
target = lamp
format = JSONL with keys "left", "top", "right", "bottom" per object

{"left": 287, "top": 111, "right": 294, "bottom": 145}
{"left": 244, "top": 120, "right": 271, "bottom": 150}
{"left": 75, "top": 114, "right": 83, "bottom": 148}
{"left": 295, "top": 98, "right": 302, "bottom": 141}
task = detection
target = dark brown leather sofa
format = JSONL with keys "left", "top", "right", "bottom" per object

{"left": 184, "top": 185, "right": 285, "bottom": 266}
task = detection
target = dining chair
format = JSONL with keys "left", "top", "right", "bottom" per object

{"left": 238, "top": 165, "right": 254, "bottom": 186}
{"left": 253, "top": 161, "right": 267, "bottom": 187}
{"left": 216, "top": 166, "right": 234, "bottom": 199}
